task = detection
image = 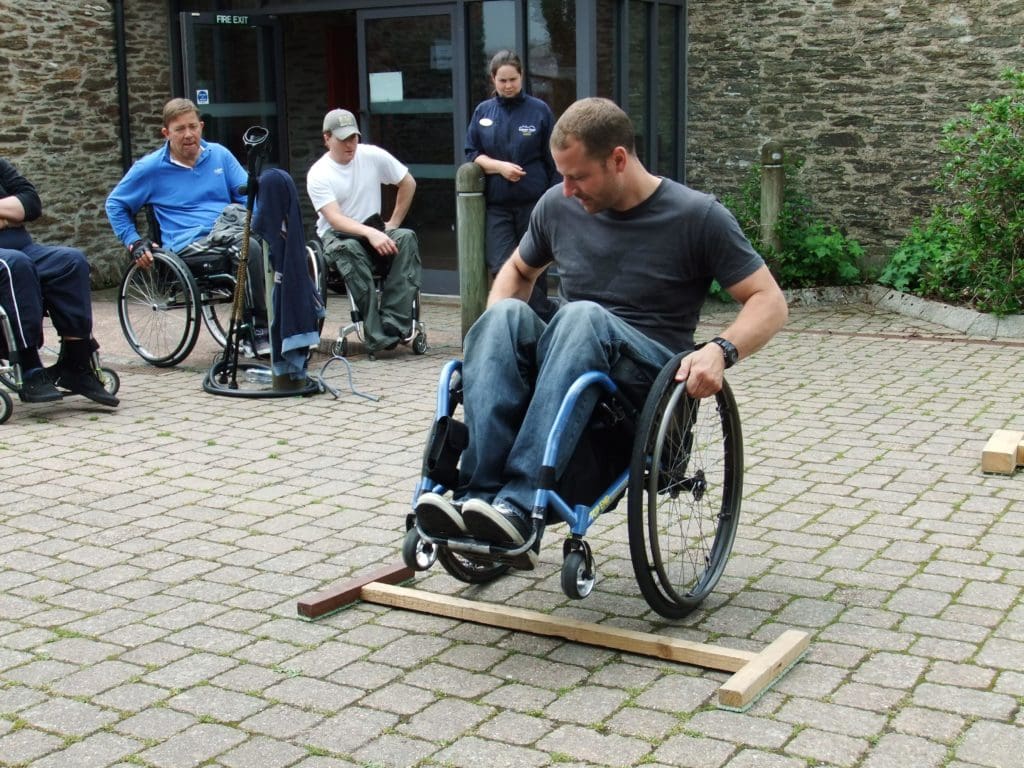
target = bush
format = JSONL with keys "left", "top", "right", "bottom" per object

{"left": 723, "top": 157, "right": 864, "bottom": 292}
{"left": 880, "top": 69, "right": 1024, "bottom": 315}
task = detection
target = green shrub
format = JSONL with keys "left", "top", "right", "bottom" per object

{"left": 880, "top": 68, "right": 1024, "bottom": 315}
{"left": 723, "top": 157, "right": 864, "bottom": 292}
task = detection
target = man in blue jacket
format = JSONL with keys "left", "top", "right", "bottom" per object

{"left": 105, "top": 98, "right": 268, "bottom": 352}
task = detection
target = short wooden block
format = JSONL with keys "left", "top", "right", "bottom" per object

{"left": 981, "top": 430, "right": 1024, "bottom": 474}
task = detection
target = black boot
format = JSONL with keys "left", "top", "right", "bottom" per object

{"left": 51, "top": 339, "right": 119, "bottom": 408}
{"left": 19, "top": 368, "right": 63, "bottom": 403}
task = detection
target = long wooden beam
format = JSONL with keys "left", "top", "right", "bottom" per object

{"left": 296, "top": 566, "right": 809, "bottom": 709}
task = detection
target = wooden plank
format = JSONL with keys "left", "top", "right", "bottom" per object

{"left": 982, "top": 430, "right": 1024, "bottom": 474}
{"left": 297, "top": 563, "right": 414, "bottom": 619}
{"left": 717, "top": 629, "right": 810, "bottom": 709}
{"left": 361, "top": 581, "right": 756, "bottom": 672}
{"left": 1018, "top": 439, "right": 1024, "bottom": 467}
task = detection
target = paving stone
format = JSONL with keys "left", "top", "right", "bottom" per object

{"left": 21, "top": 696, "right": 120, "bottom": 736}
{"left": 860, "top": 732, "right": 948, "bottom": 768}
{"left": 956, "top": 720, "right": 1024, "bottom": 768}
{"left": 399, "top": 696, "right": 493, "bottom": 741}
{"left": 219, "top": 734, "right": 308, "bottom": 768}
{"left": 652, "top": 733, "right": 735, "bottom": 767}
{"left": 0, "top": 729, "right": 64, "bottom": 766}
{"left": 20, "top": 731, "right": 139, "bottom": 768}
{"left": 168, "top": 685, "right": 268, "bottom": 722}
{"left": 433, "top": 734, "right": 549, "bottom": 767}
{"left": 138, "top": 722, "right": 249, "bottom": 768}
{"left": 299, "top": 706, "right": 398, "bottom": 755}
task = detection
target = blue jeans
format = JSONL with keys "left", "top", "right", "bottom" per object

{"left": 458, "top": 299, "right": 675, "bottom": 515}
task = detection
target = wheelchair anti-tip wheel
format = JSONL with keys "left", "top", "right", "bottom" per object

{"left": 627, "top": 354, "right": 743, "bottom": 619}
{"left": 118, "top": 250, "right": 202, "bottom": 367}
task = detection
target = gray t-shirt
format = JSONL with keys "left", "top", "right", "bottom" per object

{"left": 518, "top": 178, "right": 764, "bottom": 351}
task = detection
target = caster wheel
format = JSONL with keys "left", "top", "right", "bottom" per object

{"left": 0, "top": 390, "right": 11, "bottom": 424}
{"left": 332, "top": 339, "right": 347, "bottom": 357}
{"left": 99, "top": 368, "right": 120, "bottom": 396}
{"left": 412, "top": 332, "right": 428, "bottom": 355}
{"left": 402, "top": 527, "right": 437, "bottom": 571}
{"left": 561, "top": 549, "right": 595, "bottom": 599}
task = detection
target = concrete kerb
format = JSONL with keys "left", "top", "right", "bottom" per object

{"left": 785, "top": 284, "right": 1024, "bottom": 340}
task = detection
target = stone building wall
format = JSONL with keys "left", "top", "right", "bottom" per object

{"left": 0, "top": 0, "right": 172, "bottom": 287}
{"left": 685, "top": 0, "right": 1024, "bottom": 263}
{"left": 2, "top": 0, "right": 1022, "bottom": 285}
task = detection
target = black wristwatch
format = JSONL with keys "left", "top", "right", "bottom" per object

{"left": 709, "top": 336, "right": 739, "bottom": 369}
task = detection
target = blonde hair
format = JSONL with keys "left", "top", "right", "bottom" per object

{"left": 162, "top": 98, "right": 200, "bottom": 128}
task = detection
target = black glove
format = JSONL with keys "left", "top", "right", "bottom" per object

{"left": 128, "top": 239, "right": 152, "bottom": 262}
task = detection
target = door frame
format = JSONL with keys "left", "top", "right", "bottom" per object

{"left": 179, "top": 11, "right": 289, "bottom": 168}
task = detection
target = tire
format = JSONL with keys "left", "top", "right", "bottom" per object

{"left": 200, "top": 278, "right": 234, "bottom": 348}
{"left": 402, "top": 527, "right": 438, "bottom": 571}
{"left": 98, "top": 368, "right": 120, "bottom": 396}
{"left": 307, "top": 242, "right": 329, "bottom": 335}
{"left": 437, "top": 549, "right": 510, "bottom": 584}
{"left": 118, "top": 250, "right": 202, "bottom": 367}
{"left": 561, "top": 549, "right": 596, "bottom": 600}
{"left": 412, "top": 330, "right": 428, "bottom": 355}
{"left": 0, "top": 389, "right": 11, "bottom": 424}
{"left": 627, "top": 354, "right": 743, "bottom": 619}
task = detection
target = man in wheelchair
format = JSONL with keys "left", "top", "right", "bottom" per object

{"left": 105, "top": 98, "right": 270, "bottom": 353}
{"left": 1, "top": 157, "right": 119, "bottom": 407}
{"left": 414, "top": 98, "right": 788, "bottom": 569}
{"left": 307, "top": 109, "right": 422, "bottom": 355}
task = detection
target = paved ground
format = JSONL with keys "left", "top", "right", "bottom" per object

{"left": 1, "top": 292, "right": 1022, "bottom": 768}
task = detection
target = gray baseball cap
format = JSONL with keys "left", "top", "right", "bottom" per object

{"left": 323, "top": 109, "right": 361, "bottom": 140}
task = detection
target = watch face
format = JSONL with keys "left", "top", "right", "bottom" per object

{"left": 713, "top": 338, "right": 737, "bottom": 367}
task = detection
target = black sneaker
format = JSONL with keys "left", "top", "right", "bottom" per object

{"left": 462, "top": 498, "right": 538, "bottom": 570}
{"left": 19, "top": 368, "right": 63, "bottom": 403}
{"left": 414, "top": 492, "right": 467, "bottom": 539}
{"left": 52, "top": 365, "right": 119, "bottom": 407}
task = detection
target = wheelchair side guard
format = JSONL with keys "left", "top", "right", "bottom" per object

{"left": 420, "top": 415, "right": 468, "bottom": 491}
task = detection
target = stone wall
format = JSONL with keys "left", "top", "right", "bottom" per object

{"left": 685, "top": 0, "right": 1024, "bottom": 264}
{"left": 0, "top": 0, "right": 172, "bottom": 287}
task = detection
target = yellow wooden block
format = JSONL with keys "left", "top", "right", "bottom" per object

{"left": 982, "top": 430, "right": 1024, "bottom": 474}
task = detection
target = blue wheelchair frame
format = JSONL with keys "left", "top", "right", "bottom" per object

{"left": 407, "top": 352, "right": 744, "bottom": 616}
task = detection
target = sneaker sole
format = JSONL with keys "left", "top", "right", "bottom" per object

{"left": 462, "top": 502, "right": 527, "bottom": 547}
{"left": 415, "top": 494, "right": 467, "bottom": 539}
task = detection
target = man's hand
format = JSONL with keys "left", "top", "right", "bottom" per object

{"left": 365, "top": 228, "right": 398, "bottom": 257}
{"left": 129, "top": 239, "right": 155, "bottom": 269}
{"left": 674, "top": 344, "right": 727, "bottom": 399}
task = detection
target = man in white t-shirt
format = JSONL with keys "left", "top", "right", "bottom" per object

{"left": 307, "top": 109, "right": 422, "bottom": 353}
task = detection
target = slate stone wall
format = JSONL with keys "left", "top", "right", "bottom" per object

{"left": 685, "top": 0, "right": 1024, "bottom": 262}
{"left": 1, "top": 0, "right": 1021, "bottom": 285}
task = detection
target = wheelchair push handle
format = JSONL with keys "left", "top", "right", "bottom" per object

{"left": 241, "top": 125, "right": 270, "bottom": 208}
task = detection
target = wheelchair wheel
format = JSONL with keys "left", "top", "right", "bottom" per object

{"left": 402, "top": 528, "right": 438, "bottom": 571}
{"left": 307, "top": 242, "right": 329, "bottom": 335}
{"left": 199, "top": 281, "right": 234, "bottom": 349}
{"left": 118, "top": 250, "right": 202, "bottom": 367}
{"left": 98, "top": 367, "right": 120, "bottom": 396}
{"left": 437, "top": 549, "right": 511, "bottom": 584}
{"left": 561, "top": 549, "right": 596, "bottom": 600}
{"left": 627, "top": 354, "right": 743, "bottom": 619}
{"left": 0, "top": 389, "right": 11, "bottom": 424}
{"left": 412, "top": 329, "right": 428, "bottom": 355}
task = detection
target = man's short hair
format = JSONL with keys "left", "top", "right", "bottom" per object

{"left": 551, "top": 97, "right": 636, "bottom": 161}
{"left": 163, "top": 98, "right": 200, "bottom": 128}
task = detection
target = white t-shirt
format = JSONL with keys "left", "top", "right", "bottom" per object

{"left": 306, "top": 144, "right": 409, "bottom": 237}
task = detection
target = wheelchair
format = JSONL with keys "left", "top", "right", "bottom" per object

{"left": 403, "top": 352, "right": 744, "bottom": 619}
{"left": 117, "top": 237, "right": 328, "bottom": 368}
{"left": 0, "top": 305, "right": 120, "bottom": 424}
{"left": 309, "top": 236, "right": 427, "bottom": 359}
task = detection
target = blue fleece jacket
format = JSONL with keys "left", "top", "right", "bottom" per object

{"left": 105, "top": 141, "right": 247, "bottom": 253}
{"left": 465, "top": 92, "right": 560, "bottom": 207}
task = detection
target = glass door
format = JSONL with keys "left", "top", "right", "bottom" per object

{"left": 179, "top": 12, "right": 287, "bottom": 168}
{"left": 358, "top": 5, "right": 461, "bottom": 295}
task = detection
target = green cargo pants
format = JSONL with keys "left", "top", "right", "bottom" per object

{"left": 321, "top": 228, "right": 421, "bottom": 352}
